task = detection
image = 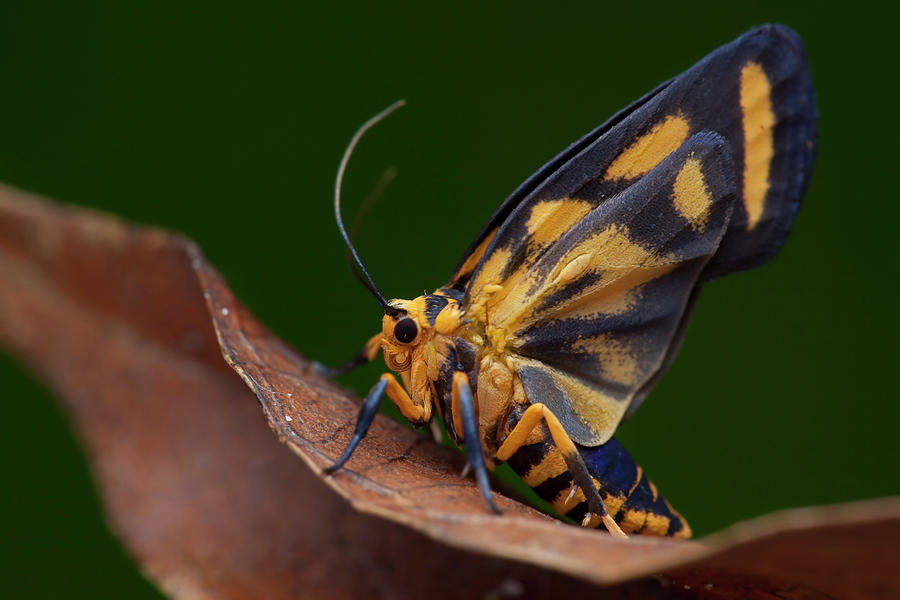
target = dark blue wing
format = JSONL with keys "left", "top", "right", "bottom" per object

{"left": 448, "top": 24, "right": 815, "bottom": 292}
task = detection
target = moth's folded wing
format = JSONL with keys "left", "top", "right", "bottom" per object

{"left": 485, "top": 133, "right": 736, "bottom": 445}
{"left": 448, "top": 24, "right": 815, "bottom": 293}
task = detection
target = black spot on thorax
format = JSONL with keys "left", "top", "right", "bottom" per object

{"left": 423, "top": 294, "right": 449, "bottom": 325}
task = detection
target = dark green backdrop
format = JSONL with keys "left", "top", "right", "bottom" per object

{"left": 2, "top": 2, "right": 898, "bottom": 597}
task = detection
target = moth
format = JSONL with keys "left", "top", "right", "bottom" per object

{"left": 323, "top": 24, "right": 816, "bottom": 538}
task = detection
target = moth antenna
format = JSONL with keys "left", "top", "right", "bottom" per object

{"left": 343, "top": 166, "right": 398, "bottom": 300}
{"left": 344, "top": 166, "right": 397, "bottom": 296}
{"left": 334, "top": 100, "right": 405, "bottom": 317}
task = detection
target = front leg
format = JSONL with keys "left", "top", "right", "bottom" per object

{"left": 451, "top": 372, "right": 500, "bottom": 514}
{"left": 325, "top": 372, "right": 431, "bottom": 474}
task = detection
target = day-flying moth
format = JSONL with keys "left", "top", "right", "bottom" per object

{"left": 322, "top": 24, "right": 816, "bottom": 538}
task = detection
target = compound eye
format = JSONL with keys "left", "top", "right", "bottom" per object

{"left": 394, "top": 317, "right": 418, "bottom": 344}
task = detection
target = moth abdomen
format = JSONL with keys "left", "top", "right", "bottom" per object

{"left": 500, "top": 414, "right": 689, "bottom": 537}
{"left": 577, "top": 439, "right": 690, "bottom": 538}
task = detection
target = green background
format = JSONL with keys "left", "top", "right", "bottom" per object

{"left": 1, "top": 2, "right": 898, "bottom": 597}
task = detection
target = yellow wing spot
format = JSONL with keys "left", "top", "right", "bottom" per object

{"left": 525, "top": 198, "right": 592, "bottom": 246}
{"left": 560, "top": 224, "right": 660, "bottom": 272}
{"left": 467, "top": 246, "right": 512, "bottom": 321}
{"left": 570, "top": 334, "right": 641, "bottom": 387}
{"left": 740, "top": 61, "right": 775, "bottom": 230}
{"left": 454, "top": 229, "right": 496, "bottom": 282}
{"left": 469, "top": 246, "right": 510, "bottom": 297}
{"left": 673, "top": 157, "right": 711, "bottom": 229}
{"left": 499, "top": 223, "right": 676, "bottom": 332}
{"left": 541, "top": 223, "right": 672, "bottom": 295}
{"left": 540, "top": 262, "right": 675, "bottom": 322}
{"left": 548, "top": 283, "right": 638, "bottom": 318}
{"left": 469, "top": 198, "right": 595, "bottom": 326}
{"left": 604, "top": 114, "right": 691, "bottom": 180}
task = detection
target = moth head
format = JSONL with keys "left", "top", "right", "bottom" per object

{"left": 381, "top": 298, "right": 429, "bottom": 372}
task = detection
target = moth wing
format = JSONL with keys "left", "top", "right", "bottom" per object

{"left": 445, "top": 79, "right": 670, "bottom": 290}
{"left": 448, "top": 24, "right": 815, "bottom": 293}
{"left": 486, "top": 133, "right": 736, "bottom": 446}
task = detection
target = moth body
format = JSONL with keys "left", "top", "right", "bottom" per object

{"left": 377, "top": 288, "right": 691, "bottom": 536}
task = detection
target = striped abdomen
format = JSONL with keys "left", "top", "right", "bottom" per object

{"left": 503, "top": 427, "right": 691, "bottom": 538}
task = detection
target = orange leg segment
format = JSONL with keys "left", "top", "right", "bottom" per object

{"left": 381, "top": 372, "right": 431, "bottom": 425}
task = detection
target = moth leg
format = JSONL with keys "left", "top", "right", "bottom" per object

{"left": 324, "top": 377, "right": 388, "bottom": 473}
{"left": 315, "top": 332, "right": 382, "bottom": 377}
{"left": 451, "top": 372, "right": 500, "bottom": 514}
{"left": 325, "top": 371, "right": 433, "bottom": 474}
{"left": 379, "top": 372, "right": 431, "bottom": 425}
{"left": 495, "top": 403, "right": 627, "bottom": 538}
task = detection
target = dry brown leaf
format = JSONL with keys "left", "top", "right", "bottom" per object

{"left": 1, "top": 182, "right": 897, "bottom": 599}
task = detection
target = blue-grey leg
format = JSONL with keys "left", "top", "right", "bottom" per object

{"left": 324, "top": 377, "right": 388, "bottom": 474}
{"left": 452, "top": 371, "right": 501, "bottom": 514}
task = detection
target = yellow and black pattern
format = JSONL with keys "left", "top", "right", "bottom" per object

{"left": 327, "top": 25, "right": 816, "bottom": 539}
{"left": 466, "top": 134, "right": 735, "bottom": 445}
{"left": 501, "top": 405, "right": 690, "bottom": 537}
{"left": 449, "top": 24, "right": 815, "bottom": 289}
{"left": 447, "top": 25, "right": 814, "bottom": 532}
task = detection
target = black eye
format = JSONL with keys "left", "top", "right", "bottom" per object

{"left": 394, "top": 317, "right": 418, "bottom": 344}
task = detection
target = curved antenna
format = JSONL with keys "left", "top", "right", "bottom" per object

{"left": 334, "top": 100, "right": 406, "bottom": 316}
